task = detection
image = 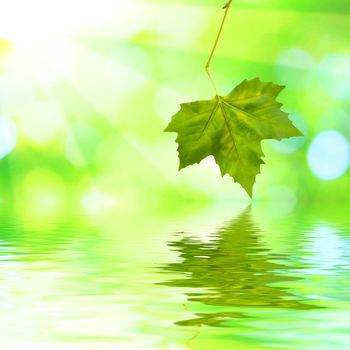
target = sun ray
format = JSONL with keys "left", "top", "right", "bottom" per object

{"left": 53, "top": 80, "right": 176, "bottom": 185}
{"left": 62, "top": 42, "right": 150, "bottom": 123}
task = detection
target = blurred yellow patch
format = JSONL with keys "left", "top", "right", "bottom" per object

{"left": 0, "top": 38, "right": 13, "bottom": 71}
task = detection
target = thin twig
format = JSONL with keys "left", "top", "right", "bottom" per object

{"left": 205, "top": 0, "right": 233, "bottom": 95}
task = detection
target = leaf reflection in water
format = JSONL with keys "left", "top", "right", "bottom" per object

{"left": 160, "top": 207, "right": 318, "bottom": 327}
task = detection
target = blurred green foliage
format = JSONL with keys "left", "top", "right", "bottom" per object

{"left": 0, "top": 0, "right": 349, "bottom": 218}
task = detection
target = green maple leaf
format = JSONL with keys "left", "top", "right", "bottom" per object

{"left": 165, "top": 78, "right": 303, "bottom": 197}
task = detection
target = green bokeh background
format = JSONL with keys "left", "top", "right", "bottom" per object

{"left": 0, "top": 0, "right": 349, "bottom": 220}
{"left": 1, "top": 3, "right": 350, "bottom": 348}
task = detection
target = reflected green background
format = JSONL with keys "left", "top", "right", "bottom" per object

{"left": 1, "top": 203, "right": 350, "bottom": 349}
{"left": 0, "top": 0, "right": 350, "bottom": 349}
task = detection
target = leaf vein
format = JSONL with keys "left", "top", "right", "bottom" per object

{"left": 219, "top": 101, "right": 241, "bottom": 163}
{"left": 197, "top": 104, "right": 220, "bottom": 141}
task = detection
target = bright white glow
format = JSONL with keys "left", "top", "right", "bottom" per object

{"left": 82, "top": 188, "right": 118, "bottom": 214}
{"left": 304, "top": 225, "right": 345, "bottom": 271}
{"left": 0, "top": 0, "right": 135, "bottom": 51}
{"left": 6, "top": 344, "right": 67, "bottom": 350}
{"left": 32, "top": 37, "right": 76, "bottom": 85}
{"left": 0, "top": 116, "right": 18, "bottom": 158}
{"left": 307, "top": 130, "right": 350, "bottom": 180}
{"left": 0, "top": 0, "right": 136, "bottom": 86}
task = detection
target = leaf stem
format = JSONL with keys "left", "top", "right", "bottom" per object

{"left": 205, "top": 0, "right": 233, "bottom": 95}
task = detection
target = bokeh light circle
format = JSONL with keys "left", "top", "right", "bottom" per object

{"left": 318, "top": 54, "right": 350, "bottom": 99}
{"left": 276, "top": 48, "right": 315, "bottom": 89}
{"left": 307, "top": 130, "right": 350, "bottom": 180}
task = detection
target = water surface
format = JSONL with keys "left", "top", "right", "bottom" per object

{"left": 1, "top": 204, "right": 350, "bottom": 349}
